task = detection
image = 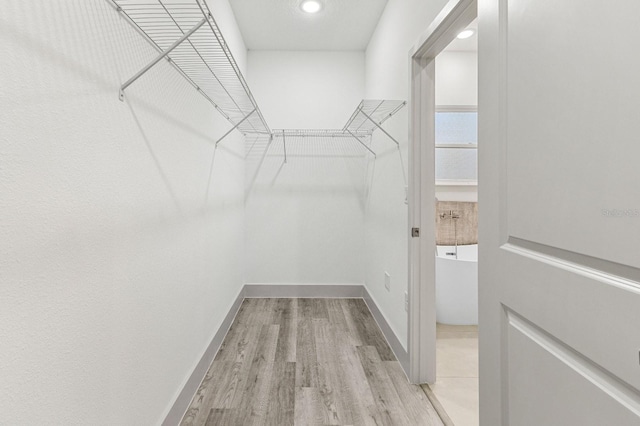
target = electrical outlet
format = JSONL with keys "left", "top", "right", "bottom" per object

{"left": 384, "top": 272, "right": 391, "bottom": 291}
{"left": 404, "top": 291, "right": 409, "bottom": 312}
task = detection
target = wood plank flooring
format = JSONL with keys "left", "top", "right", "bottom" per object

{"left": 181, "top": 298, "right": 443, "bottom": 426}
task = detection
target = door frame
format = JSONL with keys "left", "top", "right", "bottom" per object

{"left": 407, "top": 0, "right": 477, "bottom": 384}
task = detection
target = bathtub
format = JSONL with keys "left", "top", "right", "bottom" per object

{"left": 436, "top": 244, "right": 478, "bottom": 325}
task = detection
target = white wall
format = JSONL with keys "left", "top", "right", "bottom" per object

{"left": 436, "top": 185, "right": 478, "bottom": 202}
{"left": 436, "top": 51, "right": 478, "bottom": 106}
{"left": 245, "top": 51, "right": 366, "bottom": 284}
{"left": 436, "top": 50, "right": 478, "bottom": 202}
{"left": 364, "top": 0, "right": 449, "bottom": 348}
{"left": 247, "top": 51, "right": 365, "bottom": 128}
{"left": 0, "top": 1, "right": 246, "bottom": 424}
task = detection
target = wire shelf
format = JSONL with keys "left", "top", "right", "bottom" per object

{"left": 272, "top": 129, "right": 371, "bottom": 138}
{"left": 267, "top": 99, "right": 407, "bottom": 160}
{"left": 109, "top": 2, "right": 405, "bottom": 150}
{"left": 342, "top": 100, "right": 407, "bottom": 134}
{"left": 112, "top": 0, "right": 270, "bottom": 135}
{"left": 271, "top": 129, "right": 375, "bottom": 161}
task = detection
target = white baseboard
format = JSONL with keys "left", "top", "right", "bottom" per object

{"left": 244, "top": 283, "right": 364, "bottom": 298}
{"left": 161, "top": 286, "right": 245, "bottom": 426}
{"left": 162, "top": 283, "right": 409, "bottom": 425}
{"left": 362, "top": 286, "right": 410, "bottom": 375}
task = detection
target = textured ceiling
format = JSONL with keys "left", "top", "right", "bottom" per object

{"left": 228, "top": 0, "right": 389, "bottom": 50}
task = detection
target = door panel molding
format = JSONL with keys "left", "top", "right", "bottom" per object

{"left": 503, "top": 238, "right": 640, "bottom": 292}
{"left": 503, "top": 0, "right": 640, "bottom": 269}
{"left": 481, "top": 0, "right": 640, "bottom": 422}
{"left": 505, "top": 307, "right": 640, "bottom": 419}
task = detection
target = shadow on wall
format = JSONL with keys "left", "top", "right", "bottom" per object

{"left": 106, "top": 3, "right": 251, "bottom": 213}
{"left": 2, "top": 2, "right": 250, "bottom": 424}
{"left": 3, "top": 0, "right": 247, "bottom": 218}
{"left": 244, "top": 133, "right": 371, "bottom": 209}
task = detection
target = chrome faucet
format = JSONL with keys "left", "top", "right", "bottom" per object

{"left": 440, "top": 210, "right": 460, "bottom": 259}
{"left": 440, "top": 210, "right": 460, "bottom": 220}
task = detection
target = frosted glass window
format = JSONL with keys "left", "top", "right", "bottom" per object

{"left": 436, "top": 148, "right": 478, "bottom": 181}
{"left": 435, "top": 112, "right": 477, "bottom": 145}
{"left": 435, "top": 110, "right": 477, "bottom": 182}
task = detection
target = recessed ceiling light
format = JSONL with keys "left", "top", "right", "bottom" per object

{"left": 301, "top": 0, "right": 322, "bottom": 14}
{"left": 457, "top": 29, "right": 475, "bottom": 39}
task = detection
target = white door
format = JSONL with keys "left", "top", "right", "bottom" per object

{"left": 479, "top": 0, "right": 640, "bottom": 424}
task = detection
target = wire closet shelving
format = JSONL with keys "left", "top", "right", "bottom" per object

{"left": 110, "top": 1, "right": 406, "bottom": 152}
{"left": 343, "top": 100, "right": 406, "bottom": 138}
{"left": 111, "top": 0, "right": 270, "bottom": 138}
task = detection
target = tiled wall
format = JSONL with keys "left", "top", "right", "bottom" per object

{"left": 436, "top": 201, "right": 478, "bottom": 246}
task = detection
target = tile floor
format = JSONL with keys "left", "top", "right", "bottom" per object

{"left": 429, "top": 323, "right": 479, "bottom": 426}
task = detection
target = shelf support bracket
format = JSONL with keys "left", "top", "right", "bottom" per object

{"left": 282, "top": 130, "right": 287, "bottom": 163}
{"left": 119, "top": 17, "right": 207, "bottom": 101}
{"left": 215, "top": 108, "right": 256, "bottom": 146}
{"left": 358, "top": 108, "right": 400, "bottom": 147}
{"left": 346, "top": 130, "right": 376, "bottom": 157}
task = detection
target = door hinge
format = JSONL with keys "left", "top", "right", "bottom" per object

{"left": 411, "top": 227, "right": 420, "bottom": 237}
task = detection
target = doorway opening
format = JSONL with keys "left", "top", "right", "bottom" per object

{"left": 406, "top": 1, "right": 478, "bottom": 424}
{"left": 429, "top": 20, "right": 479, "bottom": 425}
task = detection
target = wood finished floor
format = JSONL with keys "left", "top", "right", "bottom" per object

{"left": 181, "top": 298, "right": 443, "bottom": 426}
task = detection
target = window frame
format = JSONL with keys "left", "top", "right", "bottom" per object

{"left": 435, "top": 105, "right": 478, "bottom": 186}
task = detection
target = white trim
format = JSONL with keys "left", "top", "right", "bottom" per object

{"left": 362, "top": 287, "right": 410, "bottom": 374}
{"left": 435, "top": 144, "right": 478, "bottom": 149}
{"left": 436, "top": 105, "right": 478, "bottom": 112}
{"left": 507, "top": 308, "right": 640, "bottom": 417}
{"left": 436, "top": 180, "right": 478, "bottom": 187}
{"left": 409, "top": 0, "right": 477, "bottom": 60}
{"left": 244, "top": 283, "right": 364, "bottom": 298}
{"left": 408, "top": 54, "right": 437, "bottom": 384}
{"left": 407, "top": 0, "right": 478, "bottom": 384}
{"left": 162, "top": 285, "right": 246, "bottom": 426}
